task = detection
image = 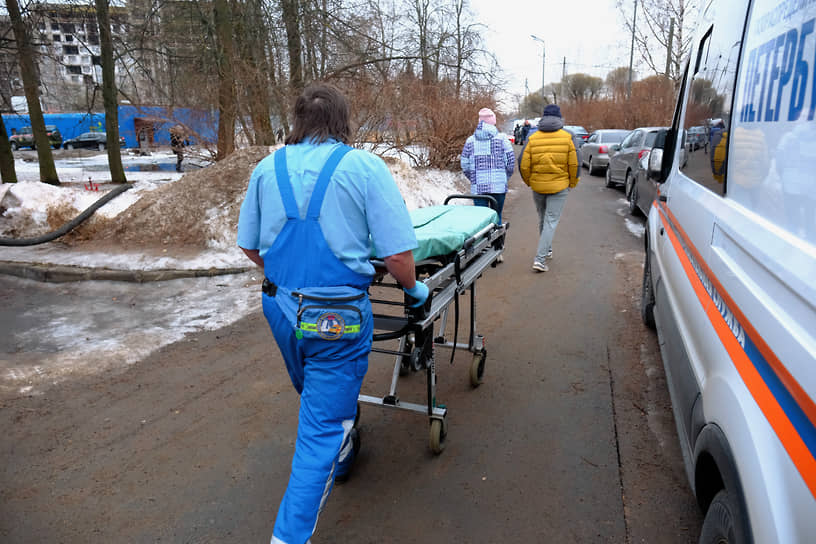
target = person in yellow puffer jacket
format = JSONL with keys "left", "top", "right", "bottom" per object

{"left": 519, "top": 104, "right": 579, "bottom": 272}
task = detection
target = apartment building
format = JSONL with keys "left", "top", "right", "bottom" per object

{"left": 1, "top": 2, "right": 130, "bottom": 112}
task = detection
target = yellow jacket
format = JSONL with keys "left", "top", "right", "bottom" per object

{"left": 520, "top": 129, "right": 579, "bottom": 194}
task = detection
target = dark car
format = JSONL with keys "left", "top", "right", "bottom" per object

{"left": 626, "top": 129, "right": 688, "bottom": 217}
{"left": 605, "top": 126, "right": 666, "bottom": 193}
{"left": 581, "top": 129, "right": 631, "bottom": 175}
{"left": 10, "top": 125, "right": 62, "bottom": 150}
{"left": 63, "top": 132, "right": 125, "bottom": 151}
{"left": 563, "top": 125, "right": 589, "bottom": 146}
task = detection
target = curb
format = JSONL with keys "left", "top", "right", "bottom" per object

{"left": 0, "top": 261, "right": 252, "bottom": 283}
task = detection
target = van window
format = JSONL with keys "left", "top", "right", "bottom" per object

{"left": 680, "top": 1, "right": 749, "bottom": 197}
{"left": 730, "top": 0, "right": 816, "bottom": 245}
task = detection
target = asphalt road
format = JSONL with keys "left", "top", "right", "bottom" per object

{"left": 0, "top": 163, "right": 703, "bottom": 542}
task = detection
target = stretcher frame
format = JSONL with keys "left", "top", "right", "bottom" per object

{"left": 360, "top": 194, "right": 507, "bottom": 454}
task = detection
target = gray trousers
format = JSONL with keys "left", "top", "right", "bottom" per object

{"left": 532, "top": 188, "right": 569, "bottom": 264}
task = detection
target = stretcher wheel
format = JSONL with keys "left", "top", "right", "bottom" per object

{"left": 399, "top": 338, "right": 415, "bottom": 376}
{"left": 429, "top": 418, "right": 447, "bottom": 454}
{"left": 469, "top": 350, "right": 486, "bottom": 387}
{"left": 410, "top": 347, "right": 424, "bottom": 372}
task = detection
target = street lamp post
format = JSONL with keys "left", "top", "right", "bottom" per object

{"left": 531, "top": 34, "right": 546, "bottom": 103}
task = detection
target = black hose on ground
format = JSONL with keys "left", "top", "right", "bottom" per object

{"left": 0, "top": 183, "right": 131, "bottom": 246}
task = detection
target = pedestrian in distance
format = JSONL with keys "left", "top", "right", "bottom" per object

{"left": 460, "top": 108, "right": 514, "bottom": 263}
{"left": 138, "top": 128, "right": 150, "bottom": 156}
{"left": 170, "top": 125, "right": 185, "bottom": 172}
{"left": 519, "top": 119, "right": 532, "bottom": 146}
{"left": 518, "top": 104, "right": 579, "bottom": 273}
{"left": 236, "top": 83, "right": 428, "bottom": 544}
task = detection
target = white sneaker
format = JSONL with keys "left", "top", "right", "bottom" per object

{"left": 532, "top": 261, "right": 548, "bottom": 272}
{"left": 497, "top": 255, "right": 504, "bottom": 263}
{"left": 546, "top": 249, "right": 553, "bottom": 259}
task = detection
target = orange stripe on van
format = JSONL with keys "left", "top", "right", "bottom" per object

{"left": 656, "top": 203, "right": 816, "bottom": 499}
{"left": 661, "top": 204, "right": 816, "bottom": 430}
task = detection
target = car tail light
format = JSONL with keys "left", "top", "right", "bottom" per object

{"left": 638, "top": 149, "right": 650, "bottom": 160}
{"left": 599, "top": 145, "right": 608, "bottom": 153}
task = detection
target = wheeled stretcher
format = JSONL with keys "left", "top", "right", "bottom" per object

{"left": 360, "top": 194, "right": 508, "bottom": 454}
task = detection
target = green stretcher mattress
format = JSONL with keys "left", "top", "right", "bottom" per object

{"left": 408, "top": 205, "right": 499, "bottom": 262}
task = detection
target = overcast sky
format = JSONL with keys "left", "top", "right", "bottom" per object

{"left": 469, "top": 0, "right": 635, "bottom": 109}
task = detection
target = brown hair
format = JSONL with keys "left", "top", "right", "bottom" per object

{"left": 285, "top": 84, "right": 351, "bottom": 145}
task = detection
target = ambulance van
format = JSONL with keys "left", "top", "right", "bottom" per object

{"left": 641, "top": 0, "right": 816, "bottom": 542}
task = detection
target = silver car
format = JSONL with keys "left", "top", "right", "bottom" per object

{"left": 605, "top": 126, "right": 667, "bottom": 190}
{"left": 581, "top": 129, "right": 630, "bottom": 175}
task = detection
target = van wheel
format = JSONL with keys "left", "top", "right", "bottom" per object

{"left": 699, "top": 490, "right": 741, "bottom": 543}
{"left": 641, "top": 247, "right": 656, "bottom": 330}
{"left": 98, "top": 143, "right": 106, "bottom": 151}
{"left": 10, "top": 142, "right": 18, "bottom": 151}
{"left": 66, "top": 144, "right": 74, "bottom": 150}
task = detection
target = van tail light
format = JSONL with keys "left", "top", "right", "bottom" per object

{"left": 638, "top": 149, "right": 650, "bottom": 160}
{"left": 599, "top": 145, "right": 608, "bottom": 153}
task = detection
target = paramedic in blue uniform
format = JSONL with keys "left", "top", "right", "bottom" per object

{"left": 237, "top": 83, "right": 429, "bottom": 544}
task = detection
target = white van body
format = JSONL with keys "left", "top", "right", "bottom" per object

{"left": 642, "top": 0, "right": 816, "bottom": 542}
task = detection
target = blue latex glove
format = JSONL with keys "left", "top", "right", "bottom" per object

{"left": 403, "top": 282, "right": 429, "bottom": 308}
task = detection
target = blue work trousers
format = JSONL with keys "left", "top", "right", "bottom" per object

{"left": 264, "top": 295, "right": 370, "bottom": 544}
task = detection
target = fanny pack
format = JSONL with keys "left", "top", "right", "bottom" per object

{"left": 264, "top": 279, "right": 368, "bottom": 341}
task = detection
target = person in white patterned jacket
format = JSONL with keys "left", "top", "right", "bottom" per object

{"left": 460, "top": 107, "right": 515, "bottom": 234}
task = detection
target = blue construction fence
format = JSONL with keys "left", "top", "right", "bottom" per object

{"left": 2, "top": 105, "right": 218, "bottom": 149}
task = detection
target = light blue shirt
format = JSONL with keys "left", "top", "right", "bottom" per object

{"left": 237, "top": 140, "right": 417, "bottom": 276}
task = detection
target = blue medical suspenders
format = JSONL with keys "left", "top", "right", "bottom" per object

{"left": 262, "top": 144, "right": 373, "bottom": 544}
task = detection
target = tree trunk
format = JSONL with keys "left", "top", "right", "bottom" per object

{"left": 0, "top": 115, "right": 17, "bottom": 183}
{"left": 214, "top": 0, "right": 236, "bottom": 160}
{"left": 281, "top": 0, "right": 303, "bottom": 97}
{"left": 7, "top": 0, "right": 59, "bottom": 185}
{"left": 95, "top": 0, "right": 127, "bottom": 184}
{"left": 243, "top": 0, "right": 274, "bottom": 145}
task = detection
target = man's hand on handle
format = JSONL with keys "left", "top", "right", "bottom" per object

{"left": 403, "top": 282, "right": 429, "bottom": 308}
{"left": 383, "top": 249, "right": 428, "bottom": 307}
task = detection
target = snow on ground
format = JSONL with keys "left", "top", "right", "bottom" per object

{"left": 0, "top": 148, "right": 470, "bottom": 395}
{"left": 1, "top": 149, "right": 467, "bottom": 270}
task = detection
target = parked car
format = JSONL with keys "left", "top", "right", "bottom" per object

{"left": 605, "top": 126, "right": 666, "bottom": 191}
{"left": 628, "top": 132, "right": 688, "bottom": 217}
{"left": 641, "top": 0, "right": 816, "bottom": 541}
{"left": 63, "top": 132, "right": 125, "bottom": 151}
{"left": 563, "top": 125, "right": 589, "bottom": 145}
{"left": 10, "top": 125, "right": 62, "bottom": 150}
{"left": 581, "top": 129, "right": 630, "bottom": 175}
{"left": 686, "top": 125, "right": 707, "bottom": 151}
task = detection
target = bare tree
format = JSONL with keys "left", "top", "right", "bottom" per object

{"left": 214, "top": 0, "right": 236, "bottom": 159}
{"left": 95, "top": 0, "right": 126, "bottom": 183}
{"left": 0, "top": 113, "right": 17, "bottom": 183}
{"left": 605, "top": 66, "right": 631, "bottom": 100}
{"left": 280, "top": 0, "right": 303, "bottom": 96}
{"left": 562, "top": 73, "right": 604, "bottom": 102}
{"left": 617, "top": 0, "right": 698, "bottom": 85}
{"left": 6, "top": 0, "right": 59, "bottom": 185}
{"left": 234, "top": 0, "right": 275, "bottom": 145}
